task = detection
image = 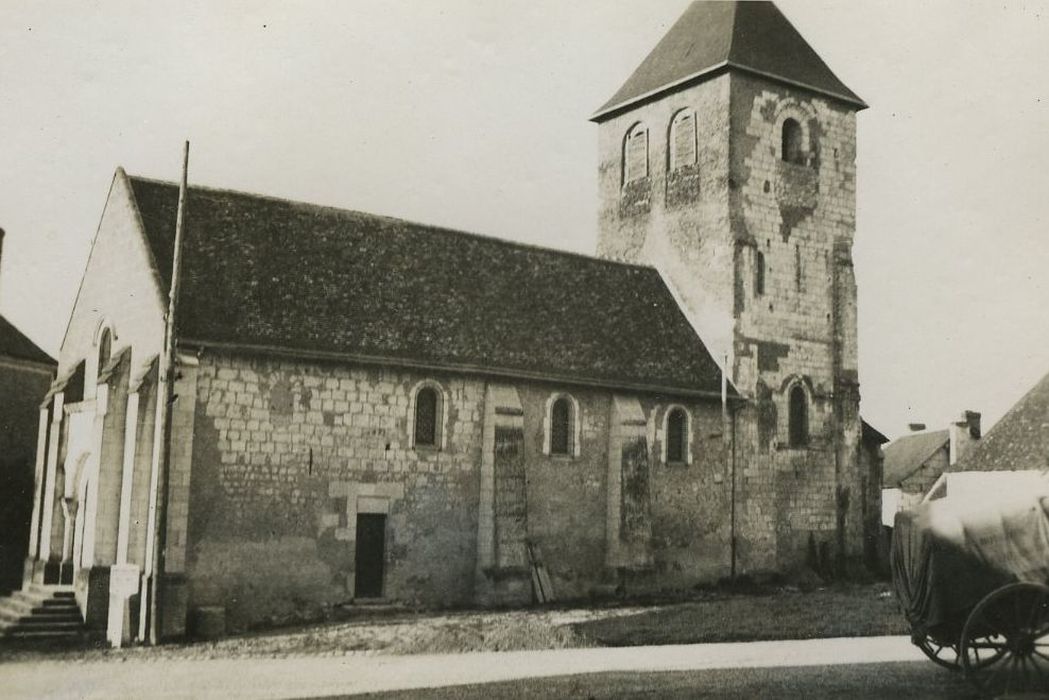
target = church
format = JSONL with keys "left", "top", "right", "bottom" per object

{"left": 14, "top": 1, "right": 883, "bottom": 644}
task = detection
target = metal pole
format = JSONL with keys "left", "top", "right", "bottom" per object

{"left": 148, "top": 141, "right": 189, "bottom": 644}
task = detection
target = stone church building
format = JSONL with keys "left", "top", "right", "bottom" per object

{"left": 18, "top": 1, "right": 882, "bottom": 643}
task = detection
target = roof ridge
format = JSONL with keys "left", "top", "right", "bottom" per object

{"left": 125, "top": 173, "right": 657, "bottom": 274}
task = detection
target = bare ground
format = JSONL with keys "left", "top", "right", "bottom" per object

{"left": 0, "top": 582, "right": 908, "bottom": 663}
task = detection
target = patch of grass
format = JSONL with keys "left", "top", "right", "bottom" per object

{"left": 574, "top": 583, "right": 908, "bottom": 647}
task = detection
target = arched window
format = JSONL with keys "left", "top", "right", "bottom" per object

{"left": 97, "top": 327, "right": 112, "bottom": 376}
{"left": 754, "top": 251, "right": 766, "bottom": 296}
{"left": 665, "top": 407, "right": 688, "bottom": 464}
{"left": 669, "top": 109, "right": 697, "bottom": 170}
{"left": 623, "top": 123, "right": 649, "bottom": 185}
{"left": 550, "top": 397, "right": 571, "bottom": 456}
{"left": 788, "top": 384, "right": 809, "bottom": 447}
{"left": 781, "top": 118, "right": 804, "bottom": 165}
{"left": 413, "top": 386, "right": 439, "bottom": 448}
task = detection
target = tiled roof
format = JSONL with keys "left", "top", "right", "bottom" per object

{"left": 955, "top": 371, "right": 1049, "bottom": 473}
{"left": 126, "top": 174, "right": 728, "bottom": 396}
{"left": 0, "top": 314, "right": 55, "bottom": 367}
{"left": 593, "top": 1, "right": 865, "bottom": 121}
{"left": 862, "top": 420, "right": 889, "bottom": 446}
{"left": 883, "top": 430, "right": 949, "bottom": 486}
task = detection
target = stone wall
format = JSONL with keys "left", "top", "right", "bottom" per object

{"left": 596, "top": 74, "right": 736, "bottom": 363}
{"left": 184, "top": 351, "right": 736, "bottom": 630}
{"left": 900, "top": 447, "right": 949, "bottom": 506}
{"left": 187, "top": 353, "right": 485, "bottom": 631}
{"left": 595, "top": 72, "right": 872, "bottom": 575}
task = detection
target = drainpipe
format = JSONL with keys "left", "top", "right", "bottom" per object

{"left": 147, "top": 141, "right": 190, "bottom": 644}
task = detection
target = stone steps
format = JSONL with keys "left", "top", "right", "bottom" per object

{"left": 0, "top": 585, "right": 87, "bottom": 645}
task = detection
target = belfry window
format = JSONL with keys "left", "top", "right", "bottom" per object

{"left": 623, "top": 123, "right": 649, "bottom": 185}
{"left": 669, "top": 110, "right": 697, "bottom": 170}
{"left": 788, "top": 384, "right": 809, "bottom": 447}
{"left": 414, "top": 387, "right": 439, "bottom": 447}
{"left": 781, "top": 118, "right": 805, "bottom": 165}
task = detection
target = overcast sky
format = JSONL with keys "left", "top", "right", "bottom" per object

{"left": 0, "top": 1, "right": 1046, "bottom": 439}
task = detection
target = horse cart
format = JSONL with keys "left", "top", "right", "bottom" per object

{"left": 892, "top": 482, "right": 1049, "bottom": 696}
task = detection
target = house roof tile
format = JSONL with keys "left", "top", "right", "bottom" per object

{"left": 955, "top": 371, "right": 1049, "bottom": 473}
{"left": 883, "top": 430, "right": 949, "bottom": 486}
{"left": 0, "top": 314, "right": 55, "bottom": 367}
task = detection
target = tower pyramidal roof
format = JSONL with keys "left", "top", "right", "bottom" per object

{"left": 592, "top": 1, "right": 866, "bottom": 122}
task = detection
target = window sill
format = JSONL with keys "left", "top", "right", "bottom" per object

{"left": 548, "top": 453, "right": 576, "bottom": 461}
{"left": 664, "top": 461, "right": 689, "bottom": 468}
{"left": 413, "top": 445, "right": 442, "bottom": 454}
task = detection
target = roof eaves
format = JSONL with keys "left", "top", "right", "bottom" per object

{"left": 182, "top": 337, "right": 733, "bottom": 401}
{"left": 727, "top": 62, "right": 868, "bottom": 110}
{"left": 591, "top": 61, "right": 731, "bottom": 123}
{"left": 590, "top": 59, "right": 866, "bottom": 125}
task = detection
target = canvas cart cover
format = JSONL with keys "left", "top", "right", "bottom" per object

{"left": 891, "top": 492, "right": 1049, "bottom": 632}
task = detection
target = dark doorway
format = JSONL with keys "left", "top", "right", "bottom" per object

{"left": 354, "top": 513, "right": 386, "bottom": 598}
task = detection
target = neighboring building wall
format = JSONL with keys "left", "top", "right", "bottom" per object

{"left": 595, "top": 73, "right": 867, "bottom": 573}
{"left": 0, "top": 359, "right": 54, "bottom": 593}
{"left": 899, "top": 447, "right": 950, "bottom": 510}
{"left": 185, "top": 351, "right": 733, "bottom": 632}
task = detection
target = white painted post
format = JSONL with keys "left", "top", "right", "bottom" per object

{"left": 38, "top": 393, "right": 64, "bottom": 564}
{"left": 26, "top": 407, "right": 50, "bottom": 560}
{"left": 115, "top": 391, "right": 140, "bottom": 565}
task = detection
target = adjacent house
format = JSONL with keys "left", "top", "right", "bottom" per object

{"left": 14, "top": 1, "right": 883, "bottom": 645}
{"left": 0, "top": 229, "right": 58, "bottom": 594}
{"left": 881, "top": 412, "right": 981, "bottom": 525}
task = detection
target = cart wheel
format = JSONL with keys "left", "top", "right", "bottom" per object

{"left": 959, "top": 581, "right": 1049, "bottom": 696}
{"left": 916, "top": 633, "right": 961, "bottom": 670}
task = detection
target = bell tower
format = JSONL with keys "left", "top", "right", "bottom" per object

{"left": 593, "top": 1, "right": 869, "bottom": 571}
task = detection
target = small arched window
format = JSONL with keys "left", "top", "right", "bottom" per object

{"left": 754, "top": 251, "right": 766, "bottom": 296}
{"left": 669, "top": 109, "right": 697, "bottom": 170}
{"left": 550, "top": 397, "right": 572, "bottom": 456}
{"left": 97, "top": 327, "right": 112, "bottom": 376}
{"left": 666, "top": 407, "right": 688, "bottom": 464}
{"left": 788, "top": 384, "right": 809, "bottom": 447}
{"left": 623, "top": 123, "right": 649, "bottom": 185}
{"left": 414, "top": 386, "right": 439, "bottom": 448}
{"left": 781, "top": 118, "right": 804, "bottom": 165}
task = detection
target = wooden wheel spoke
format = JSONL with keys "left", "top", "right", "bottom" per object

{"left": 1032, "top": 651, "right": 1049, "bottom": 680}
{"left": 1020, "top": 653, "right": 1033, "bottom": 690}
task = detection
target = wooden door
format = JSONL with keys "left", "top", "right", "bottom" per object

{"left": 354, "top": 513, "right": 386, "bottom": 598}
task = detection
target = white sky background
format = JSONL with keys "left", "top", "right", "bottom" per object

{"left": 0, "top": 0, "right": 1046, "bottom": 439}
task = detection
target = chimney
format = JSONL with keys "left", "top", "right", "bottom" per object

{"left": 949, "top": 410, "right": 981, "bottom": 465}
{"left": 908, "top": 422, "right": 926, "bottom": 433}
